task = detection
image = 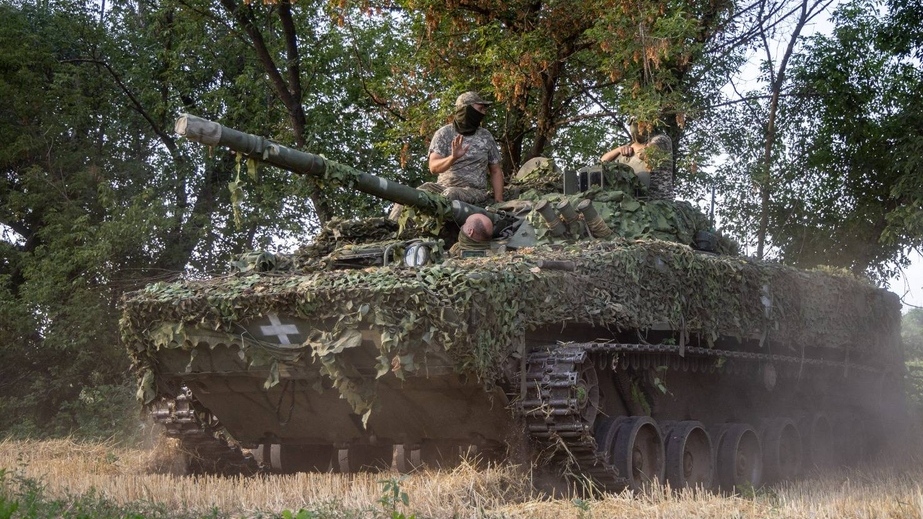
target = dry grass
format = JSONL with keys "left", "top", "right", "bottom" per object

{"left": 3, "top": 437, "right": 923, "bottom": 518}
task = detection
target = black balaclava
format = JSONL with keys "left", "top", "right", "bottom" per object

{"left": 453, "top": 105, "right": 485, "bottom": 136}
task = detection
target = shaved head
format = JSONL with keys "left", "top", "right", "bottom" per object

{"left": 462, "top": 213, "right": 494, "bottom": 242}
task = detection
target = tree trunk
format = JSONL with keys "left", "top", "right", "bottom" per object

{"left": 755, "top": 0, "right": 831, "bottom": 258}
{"left": 219, "top": 0, "right": 332, "bottom": 224}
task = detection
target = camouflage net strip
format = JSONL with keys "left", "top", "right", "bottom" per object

{"left": 122, "top": 240, "right": 901, "bottom": 422}
{"left": 502, "top": 162, "right": 737, "bottom": 253}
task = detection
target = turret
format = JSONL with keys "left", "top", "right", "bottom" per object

{"left": 175, "top": 114, "right": 516, "bottom": 230}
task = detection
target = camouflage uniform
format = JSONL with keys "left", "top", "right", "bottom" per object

{"left": 427, "top": 124, "right": 502, "bottom": 205}
{"left": 414, "top": 181, "right": 489, "bottom": 205}
{"left": 448, "top": 231, "right": 492, "bottom": 257}
{"left": 613, "top": 134, "right": 674, "bottom": 201}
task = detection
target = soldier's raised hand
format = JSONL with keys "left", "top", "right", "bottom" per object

{"left": 451, "top": 135, "right": 470, "bottom": 160}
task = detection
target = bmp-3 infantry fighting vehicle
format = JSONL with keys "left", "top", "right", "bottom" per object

{"left": 121, "top": 114, "right": 905, "bottom": 491}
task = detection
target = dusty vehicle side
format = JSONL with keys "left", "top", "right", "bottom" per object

{"left": 121, "top": 115, "right": 906, "bottom": 490}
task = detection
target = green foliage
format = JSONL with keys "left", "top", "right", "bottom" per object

{"left": 902, "top": 310, "right": 923, "bottom": 415}
{"left": 905, "top": 360, "right": 923, "bottom": 412}
{"left": 691, "top": 0, "right": 923, "bottom": 280}
{"left": 55, "top": 383, "right": 141, "bottom": 441}
{"left": 572, "top": 497, "right": 592, "bottom": 518}
{"left": 776, "top": 0, "right": 923, "bottom": 278}
{"left": 0, "top": 0, "right": 423, "bottom": 439}
{"left": 365, "top": 0, "right": 735, "bottom": 172}
{"left": 883, "top": 0, "right": 923, "bottom": 61}
{"left": 378, "top": 476, "right": 414, "bottom": 519}
{"left": 903, "top": 309, "right": 923, "bottom": 361}
{"left": 0, "top": 470, "right": 17, "bottom": 519}
{"left": 737, "top": 481, "right": 780, "bottom": 502}
{"left": 0, "top": 468, "right": 147, "bottom": 518}
{"left": 279, "top": 510, "right": 317, "bottom": 519}
{"left": 0, "top": 1, "right": 138, "bottom": 440}
{"left": 0, "top": 466, "right": 369, "bottom": 518}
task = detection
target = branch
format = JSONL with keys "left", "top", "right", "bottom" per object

{"left": 176, "top": 0, "right": 243, "bottom": 40}
{"left": 555, "top": 110, "right": 622, "bottom": 126}
{"left": 278, "top": 2, "right": 304, "bottom": 113}
{"left": 61, "top": 58, "right": 179, "bottom": 158}
{"left": 711, "top": 90, "right": 823, "bottom": 108}
{"left": 455, "top": 0, "right": 492, "bottom": 17}
{"left": 341, "top": 15, "right": 406, "bottom": 122}
{"left": 702, "top": 0, "right": 799, "bottom": 74}
{"left": 723, "top": 77, "right": 763, "bottom": 122}
{"left": 218, "top": 0, "right": 299, "bottom": 116}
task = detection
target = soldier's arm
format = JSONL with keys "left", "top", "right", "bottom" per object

{"left": 601, "top": 144, "right": 633, "bottom": 162}
{"left": 428, "top": 152, "right": 454, "bottom": 174}
{"left": 429, "top": 135, "right": 468, "bottom": 174}
{"left": 489, "top": 163, "right": 504, "bottom": 202}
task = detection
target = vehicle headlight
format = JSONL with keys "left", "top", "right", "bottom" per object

{"left": 403, "top": 243, "right": 432, "bottom": 267}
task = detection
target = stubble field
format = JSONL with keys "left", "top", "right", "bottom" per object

{"left": 2, "top": 437, "right": 923, "bottom": 518}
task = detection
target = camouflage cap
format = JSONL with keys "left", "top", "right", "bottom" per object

{"left": 455, "top": 91, "right": 493, "bottom": 108}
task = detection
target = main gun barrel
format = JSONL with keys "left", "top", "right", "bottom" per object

{"left": 175, "top": 114, "right": 493, "bottom": 225}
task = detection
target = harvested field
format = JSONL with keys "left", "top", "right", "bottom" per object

{"left": 2, "top": 437, "right": 923, "bottom": 518}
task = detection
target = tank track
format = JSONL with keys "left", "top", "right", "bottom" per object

{"left": 519, "top": 346, "right": 626, "bottom": 490}
{"left": 518, "top": 341, "right": 886, "bottom": 490}
{"left": 580, "top": 341, "right": 885, "bottom": 377}
{"left": 150, "top": 388, "right": 261, "bottom": 476}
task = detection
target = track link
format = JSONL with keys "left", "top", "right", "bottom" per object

{"left": 519, "top": 346, "right": 625, "bottom": 490}
{"left": 150, "top": 388, "right": 260, "bottom": 476}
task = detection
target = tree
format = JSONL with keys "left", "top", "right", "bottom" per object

{"left": 773, "top": 0, "right": 923, "bottom": 278}
{"left": 903, "top": 309, "right": 923, "bottom": 360}
{"left": 141, "top": 0, "right": 426, "bottom": 228}
{"left": 0, "top": 0, "right": 417, "bottom": 438}
{"left": 685, "top": 0, "right": 836, "bottom": 258}
{"left": 878, "top": 0, "right": 923, "bottom": 263}
{"left": 752, "top": 0, "right": 836, "bottom": 259}
{"left": 374, "top": 0, "right": 741, "bottom": 175}
{"left": 0, "top": 1, "right": 145, "bottom": 435}
{"left": 902, "top": 309, "right": 923, "bottom": 412}
{"left": 693, "top": 0, "right": 923, "bottom": 280}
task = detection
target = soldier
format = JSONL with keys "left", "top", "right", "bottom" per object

{"left": 449, "top": 213, "right": 494, "bottom": 256}
{"left": 601, "top": 118, "right": 674, "bottom": 200}
{"left": 390, "top": 91, "right": 504, "bottom": 220}
{"left": 426, "top": 91, "right": 505, "bottom": 204}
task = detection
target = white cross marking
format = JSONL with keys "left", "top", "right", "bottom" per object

{"left": 259, "top": 313, "right": 300, "bottom": 345}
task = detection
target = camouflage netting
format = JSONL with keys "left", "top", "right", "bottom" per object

{"left": 511, "top": 162, "right": 737, "bottom": 253}
{"left": 279, "top": 163, "right": 736, "bottom": 276}
{"left": 508, "top": 157, "right": 562, "bottom": 194}
{"left": 289, "top": 218, "right": 405, "bottom": 272}
{"left": 122, "top": 239, "right": 902, "bottom": 422}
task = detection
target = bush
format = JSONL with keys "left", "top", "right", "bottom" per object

{"left": 0, "top": 380, "right": 142, "bottom": 444}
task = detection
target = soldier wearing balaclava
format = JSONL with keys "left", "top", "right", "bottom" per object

{"left": 424, "top": 91, "right": 505, "bottom": 205}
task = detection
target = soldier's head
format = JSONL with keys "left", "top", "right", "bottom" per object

{"left": 456, "top": 91, "right": 492, "bottom": 114}
{"left": 454, "top": 92, "right": 492, "bottom": 135}
{"left": 462, "top": 213, "right": 494, "bottom": 242}
{"left": 628, "top": 116, "right": 651, "bottom": 144}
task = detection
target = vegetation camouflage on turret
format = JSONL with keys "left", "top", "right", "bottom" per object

{"left": 121, "top": 239, "right": 901, "bottom": 424}
{"left": 499, "top": 160, "right": 734, "bottom": 252}
{"left": 285, "top": 161, "right": 735, "bottom": 274}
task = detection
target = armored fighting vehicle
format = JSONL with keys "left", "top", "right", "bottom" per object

{"left": 122, "top": 114, "right": 905, "bottom": 491}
